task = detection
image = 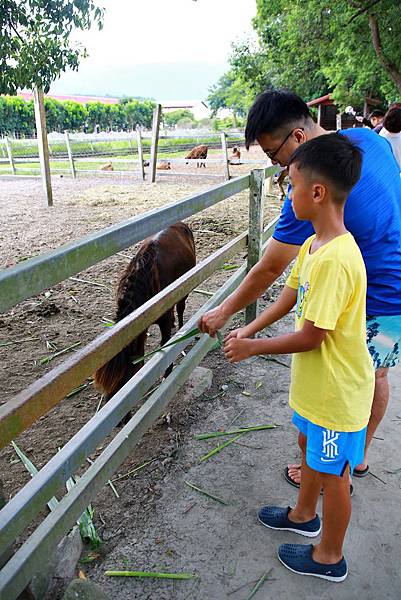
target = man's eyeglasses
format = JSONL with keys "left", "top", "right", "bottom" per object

{"left": 264, "top": 127, "right": 304, "bottom": 161}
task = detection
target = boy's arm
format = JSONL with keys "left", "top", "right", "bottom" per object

{"left": 198, "top": 239, "right": 300, "bottom": 336}
{"left": 224, "top": 319, "right": 327, "bottom": 363}
{"left": 227, "top": 285, "right": 297, "bottom": 339}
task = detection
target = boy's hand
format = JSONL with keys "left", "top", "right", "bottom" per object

{"left": 224, "top": 327, "right": 249, "bottom": 342}
{"left": 224, "top": 337, "right": 255, "bottom": 363}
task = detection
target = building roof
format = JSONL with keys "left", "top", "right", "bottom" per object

{"left": 307, "top": 94, "right": 333, "bottom": 107}
{"left": 17, "top": 92, "right": 120, "bottom": 105}
{"left": 161, "top": 100, "right": 208, "bottom": 109}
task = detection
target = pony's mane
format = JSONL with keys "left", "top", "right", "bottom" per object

{"left": 116, "top": 241, "right": 160, "bottom": 321}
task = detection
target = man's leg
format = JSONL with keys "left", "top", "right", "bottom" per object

{"left": 355, "top": 367, "right": 389, "bottom": 470}
{"left": 288, "top": 432, "right": 321, "bottom": 523}
{"left": 313, "top": 465, "right": 351, "bottom": 564}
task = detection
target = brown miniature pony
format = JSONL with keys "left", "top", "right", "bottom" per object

{"left": 94, "top": 222, "right": 196, "bottom": 409}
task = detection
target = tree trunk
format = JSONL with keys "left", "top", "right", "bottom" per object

{"left": 369, "top": 13, "right": 401, "bottom": 93}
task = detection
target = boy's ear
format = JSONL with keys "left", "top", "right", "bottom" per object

{"left": 312, "top": 183, "right": 326, "bottom": 205}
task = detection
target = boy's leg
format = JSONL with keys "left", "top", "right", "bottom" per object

{"left": 313, "top": 464, "right": 351, "bottom": 564}
{"left": 289, "top": 432, "right": 321, "bottom": 523}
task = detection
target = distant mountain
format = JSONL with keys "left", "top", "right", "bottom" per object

{"left": 50, "top": 61, "right": 227, "bottom": 102}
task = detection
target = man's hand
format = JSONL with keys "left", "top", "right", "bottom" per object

{"left": 224, "top": 337, "right": 255, "bottom": 363}
{"left": 198, "top": 305, "right": 228, "bottom": 337}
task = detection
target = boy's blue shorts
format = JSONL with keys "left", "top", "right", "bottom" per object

{"left": 292, "top": 412, "right": 366, "bottom": 477}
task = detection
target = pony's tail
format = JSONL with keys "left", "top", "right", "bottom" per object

{"left": 93, "top": 347, "right": 136, "bottom": 399}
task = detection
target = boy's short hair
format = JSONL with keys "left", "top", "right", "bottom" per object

{"left": 245, "top": 89, "right": 312, "bottom": 149}
{"left": 288, "top": 133, "right": 363, "bottom": 203}
{"left": 384, "top": 107, "right": 401, "bottom": 134}
{"left": 369, "top": 109, "right": 385, "bottom": 120}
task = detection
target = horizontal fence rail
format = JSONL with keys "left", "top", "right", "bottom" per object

{"left": 0, "top": 231, "right": 248, "bottom": 447}
{"left": 0, "top": 174, "right": 256, "bottom": 313}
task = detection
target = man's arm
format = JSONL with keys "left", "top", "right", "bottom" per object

{"left": 225, "top": 285, "right": 297, "bottom": 340}
{"left": 198, "top": 238, "right": 300, "bottom": 336}
{"left": 224, "top": 319, "right": 327, "bottom": 363}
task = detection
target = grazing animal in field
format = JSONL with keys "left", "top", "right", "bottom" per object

{"left": 229, "top": 146, "right": 241, "bottom": 164}
{"left": 100, "top": 162, "right": 114, "bottom": 171}
{"left": 276, "top": 169, "right": 288, "bottom": 201}
{"left": 185, "top": 144, "right": 208, "bottom": 168}
{"left": 156, "top": 161, "right": 171, "bottom": 170}
{"left": 94, "top": 223, "right": 196, "bottom": 421}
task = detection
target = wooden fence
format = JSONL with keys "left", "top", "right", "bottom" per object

{"left": 0, "top": 165, "right": 279, "bottom": 599}
{"left": 0, "top": 129, "right": 253, "bottom": 181}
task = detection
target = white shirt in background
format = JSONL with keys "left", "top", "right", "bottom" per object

{"left": 380, "top": 127, "right": 401, "bottom": 170}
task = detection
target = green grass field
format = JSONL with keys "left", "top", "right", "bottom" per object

{"left": 0, "top": 134, "right": 239, "bottom": 161}
{"left": 0, "top": 147, "right": 226, "bottom": 176}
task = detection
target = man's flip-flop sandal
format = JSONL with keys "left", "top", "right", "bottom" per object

{"left": 284, "top": 466, "right": 301, "bottom": 489}
{"left": 283, "top": 467, "right": 354, "bottom": 497}
{"left": 352, "top": 465, "right": 370, "bottom": 478}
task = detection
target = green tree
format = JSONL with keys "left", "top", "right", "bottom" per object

{"left": 207, "top": 70, "right": 252, "bottom": 123}
{"left": 0, "top": 0, "right": 104, "bottom": 95}
{"left": 252, "top": 0, "right": 401, "bottom": 107}
{"left": 163, "top": 109, "right": 195, "bottom": 127}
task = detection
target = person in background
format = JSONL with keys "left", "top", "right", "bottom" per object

{"left": 368, "top": 109, "right": 385, "bottom": 132}
{"left": 380, "top": 106, "right": 401, "bottom": 170}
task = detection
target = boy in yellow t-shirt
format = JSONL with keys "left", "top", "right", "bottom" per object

{"left": 224, "top": 133, "right": 375, "bottom": 582}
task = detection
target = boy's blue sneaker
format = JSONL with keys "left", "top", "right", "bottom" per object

{"left": 258, "top": 506, "right": 321, "bottom": 537}
{"left": 278, "top": 543, "right": 348, "bottom": 582}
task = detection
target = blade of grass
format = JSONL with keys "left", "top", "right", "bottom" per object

{"left": 185, "top": 481, "right": 228, "bottom": 505}
{"left": 193, "top": 289, "right": 214, "bottom": 297}
{"left": 0, "top": 337, "right": 39, "bottom": 348}
{"left": 195, "top": 424, "right": 277, "bottom": 441}
{"left": 86, "top": 457, "right": 119, "bottom": 499}
{"left": 110, "top": 457, "right": 158, "bottom": 483}
{"left": 199, "top": 432, "right": 245, "bottom": 462}
{"left": 245, "top": 568, "right": 273, "bottom": 600}
{"left": 65, "top": 380, "right": 92, "bottom": 399}
{"left": 69, "top": 276, "right": 112, "bottom": 291}
{"left": 11, "top": 442, "right": 59, "bottom": 512}
{"left": 132, "top": 327, "right": 200, "bottom": 365}
{"left": 105, "top": 571, "right": 196, "bottom": 579}
{"left": 38, "top": 341, "right": 81, "bottom": 365}
{"left": 66, "top": 476, "right": 101, "bottom": 548}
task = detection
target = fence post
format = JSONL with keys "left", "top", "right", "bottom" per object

{"left": 220, "top": 131, "right": 230, "bottom": 180}
{"left": 4, "top": 137, "right": 16, "bottom": 175}
{"left": 64, "top": 130, "right": 76, "bottom": 179}
{"left": 0, "top": 480, "right": 34, "bottom": 599}
{"left": 149, "top": 104, "right": 161, "bottom": 183}
{"left": 33, "top": 86, "right": 53, "bottom": 207}
{"left": 136, "top": 129, "right": 145, "bottom": 181}
{"left": 245, "top": 168, "right": 265, "bottom": 325}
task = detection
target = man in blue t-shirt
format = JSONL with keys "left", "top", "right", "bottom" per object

{"left": 199, "top": 89, "right": 401, "bottom": 487}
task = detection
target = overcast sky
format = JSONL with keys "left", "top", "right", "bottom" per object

{"left": 51, "top": 0, "right": 257, "bottom": 100}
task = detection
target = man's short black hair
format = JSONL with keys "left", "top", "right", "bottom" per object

{"left": 288, "top": 133, "right": 362, "bottom": 203}
{"left": 384, "top": 107, "right": 401, "bottom": 134}
{"left": 369, "top": 109, "right": 385, "bottom": 119}
{"left": 245, "top": 89, "right": 312, "bottom": 149}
